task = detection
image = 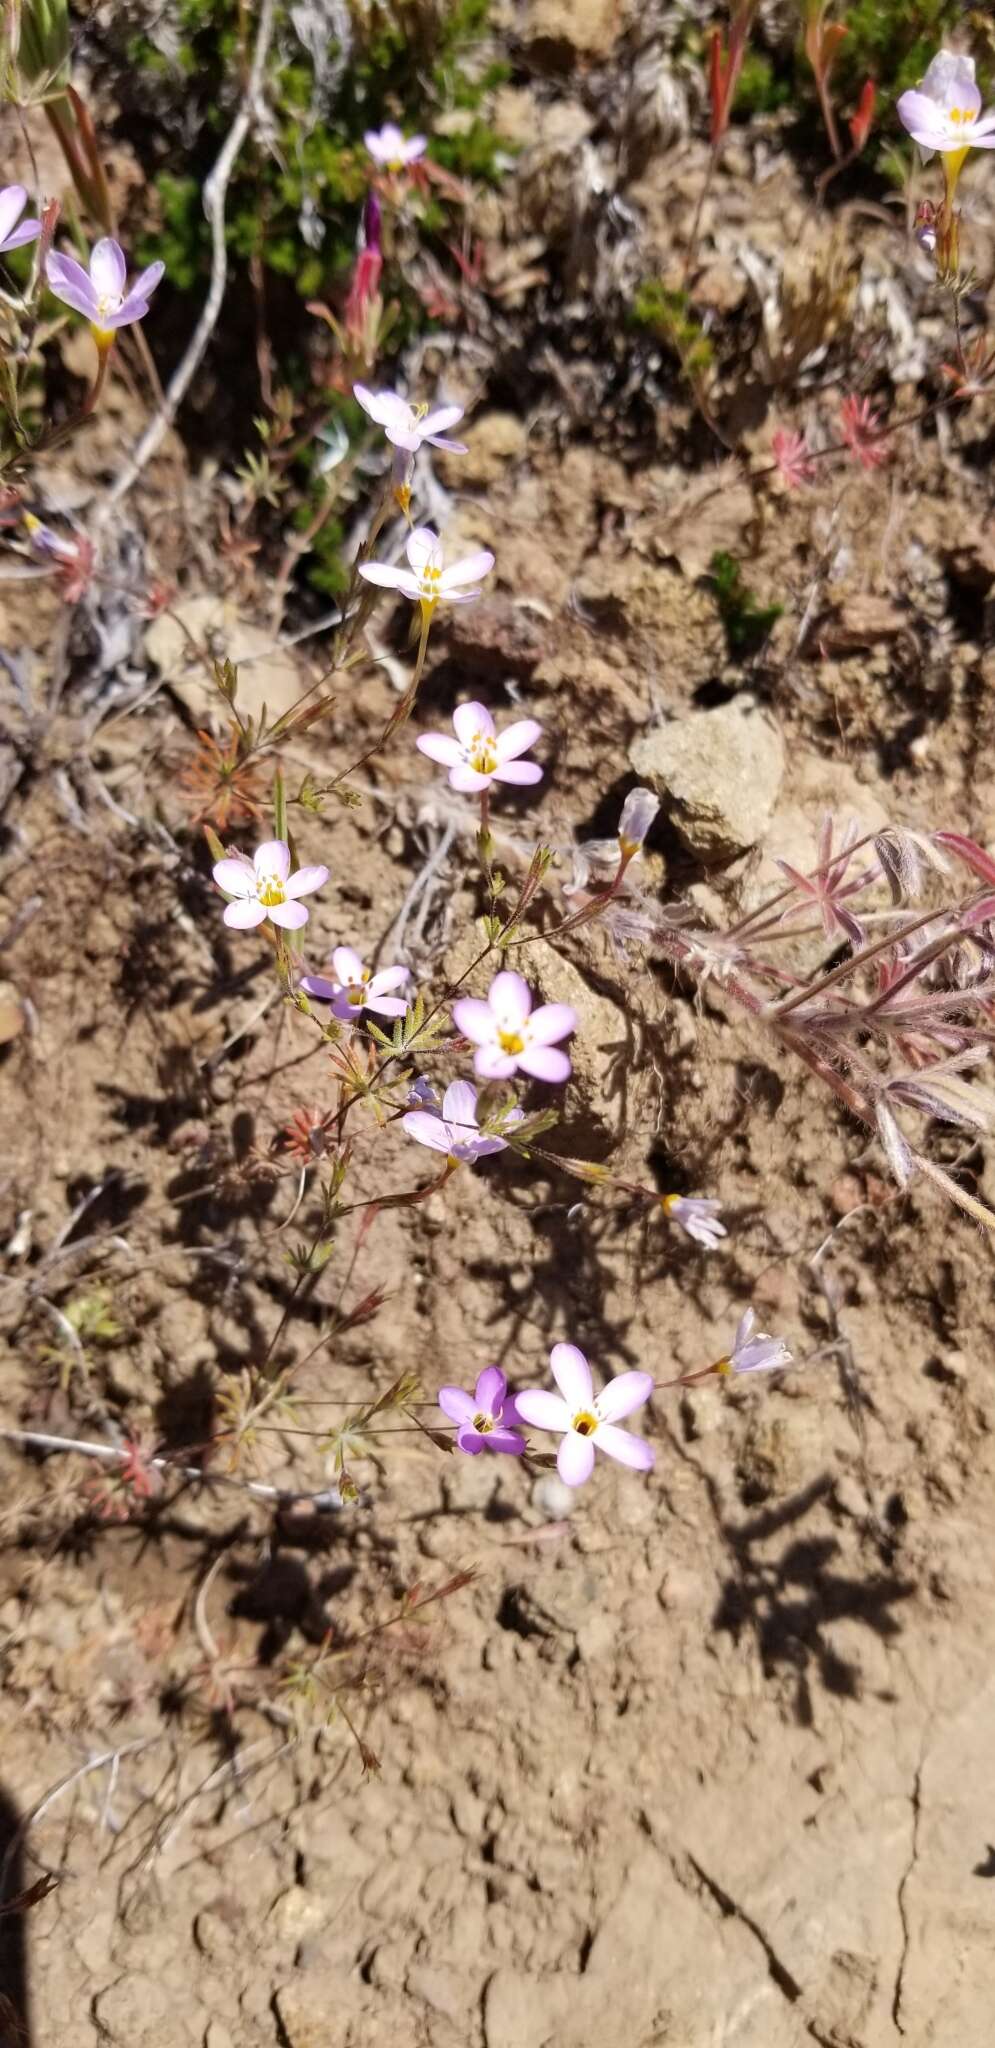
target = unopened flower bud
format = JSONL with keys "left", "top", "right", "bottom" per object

{"left": 618, "top": 786, "right": 659, "bottom": 858}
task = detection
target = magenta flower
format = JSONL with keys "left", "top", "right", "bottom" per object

{"left": 354, "top": 383, "right": 466, "bottom": 456}
{"left": 402, "top": 1078, "right": 522, "bottom": 1163}
{"left": 212, "top": 839, "right": 329, "bottom": 931}
{"left": 660, "top": 1194, "right": 726, "bottom": 1249}
{"left": 359, "top": 526, "right": 494, "bottom": 612}
{"left": 717, "top": 1308, "right": 792, "bottom": 1377}
{"left": 0, "top": 185, "right": 41, "bottom": 255}
{"left": 515, "top": 1345, "right": 654, "bottom": 1488}
{"left": 839, "top": 394, "right": 888, "bottom": 472}
{"left": 45, "top": 237, "right": 164, "bottom": 339}
{"left": 417, "top": 701, "right": 542, "bottom": 793}
{"left": 453, "top": 971, "right": 576, "bottom": 1084}
{"left": 365, "top": 124, "right": 427, "bottom": 170}
{"left": 771, "top": 427, "right": 816, "bottom": 490}
{"left": 438, "top": 1366, "right": 526, "bottom": 1457}
{"left": 300, "top": 946, "right": 409, "bottom": 1021}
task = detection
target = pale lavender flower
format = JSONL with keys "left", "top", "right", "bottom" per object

{"left": 618, "top": 785, "right": 660, "bottom": 857}
{"left": 354, "top": 383, "right": 466, "bottom": 455}
{"left": 359, "top": 526, "right": 494, "bottom": 611}
{"left": 417, "top": 701, "right": 542, "bottom": 793}
{"left": 453, "top": 971, "right": 576, "bottom": 1084}
{"left": 365, "top": 124, "right": 427, "bottom": 170}
{"left": 717, "top": 1308, "right": 792, "bottom": 1377}
{"left": 407, "top": 1076, "right": 441, "bottom": 1111}
{"left": 515, "top": 1344, "right": 654, "bottom": 1488}
{"left": 897, "top": 51, "right": 995, "bottom": 158}
{"left": 46, "top": 237, "right": 164, "bottom": 338}
{"left": 212, "top": 839, "right": 329, "bottom": 931}
{"left": 438, "top": 1366, "right": 526, "bottom": 1457}
{"left": 0, "top": 185, "right": 41, "bottom": 255}
{"left": 402, "top": 1078, "right": 522, "bottom": 1163}
{"left": 660, "top": 1194, "right": 727, "bottom": 1250}
{"left": 300, "top": 945, "right": 409, "bottom": 1021}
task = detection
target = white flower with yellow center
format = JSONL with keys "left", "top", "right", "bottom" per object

{"left": 359, "top": 526, "right": 494, "bottom": 617}
{"left": 898, "top": 51, "right": 995, "bottom": 171}
{"left": 416, "top": 700, "right": 543, "bottom": 792}
{"left": 300, "top": 946, "right": 409, "bottom": 1022}
{"left": 515, "top": 1344, "right": 655, "bottom": 1488}
{"left": 45, "top": 237, "right": 164, "bottom": 347}
{"left": 353, "top": 383, "right": 466, "bottom": 456}
{"left": 364, "top": 124, "right": 427, "bottom": 172}
{"left": 212, "top": 839, "right": 329, "bottom": 931}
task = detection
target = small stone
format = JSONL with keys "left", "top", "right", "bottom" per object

{"left": 145, "top": 593, "right": 303, "bottom": 733}
{"left": 630, "top": 698, "right": 784, "bottom": 857}
{"left": 435, "top": 411, "right": 526, "bottom": 490}
{"left": 523, "top": 0, "right": 619, "bottom": 62}
{"left": 530, "top": 1472, "right": 577, "bottom": 1521}
{"left": 268, "top": 1885, "right": 329, "bottom": 1946}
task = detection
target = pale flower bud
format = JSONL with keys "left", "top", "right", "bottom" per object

{"left": 618, "top": 786, "right": 659, "bottom": 857}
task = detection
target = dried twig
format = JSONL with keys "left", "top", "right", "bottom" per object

{"left": 99, "top": 0, "right": 278, "bottom": 513}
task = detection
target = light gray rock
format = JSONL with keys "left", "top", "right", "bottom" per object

{"left": 631, "top": 699, "right": 784, "bottom": 857}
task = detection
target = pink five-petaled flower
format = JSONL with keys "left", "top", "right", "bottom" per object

{"left": 417, "top": 701, "right": 543, "bottom": 793}
{"left": 45, "top": 237, "right": 164, "bottom": 343}
{"left": 212, "top": 839, "right": 329, "bottom": 931}
{"left": 354, "top": 383, "right": 466, "bottom": 456}
{"left": 359, "top": 526, "right": 494, "bottom": 614}
{"left": 438, "top": 1366, "right": 526, "bottom": 1457}
{"left": 715, "top": 1307, "right": 792, "bottom": 1377}
{"left": 660, "top": 1194, "right": 726, "bottom": 1250}
{"left": 772, "top": 427, "right": 816, "bottom": 490}
{"left": 0, "top": 185, "right": 41, "bottom": 255}
{"left": 402, "top": 1078, "right": 522, "bottom": 1163}
{"left": 365, "top": 123, "right": 427, "bottom": 170}
{"left": 300, "top": 946, "right": 409, "bottom": 1021}
{"left": 453, "top": 971, "right": 576, "bottom": 1085}
{"left": 897, "top": 51, "right": 995, "bottom": 163}
{"left": 838, "top": 394, "right": 888, "bottom": 472}
{"left": 515, "top": 1344, "right": 655, "bottom": 1488}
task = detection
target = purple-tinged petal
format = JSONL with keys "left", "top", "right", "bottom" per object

{"left": 441, "top": 1079, "right": 480, "bottom": 1131}
{"left": 514, "top": 1389, "right": 571, "bottom": 1432}
{"left": 473, "top": 1045, "right": 519, "bottom": 1081}
{"left": 517, "top": 1044, "right": 571, "bottom": 1084}
{"left": 526, "top": 1003, "right": 576, "bottom": 1047}
{"left": 452, "top": 700, "right": 494, "bottom": 747}
{"left": 449, "top": 765, "right": 493, "bottom": 793}
{"left": 495, "top": 719, "right": 542, "bottom": 763}
{"left": 333, "top": 946, "right": 364, "bottom": 984}
{"left": 426, "top": 435, "right": 468, "bottom": 454}
{"left": 592, "top": 1423, "right": 654, "bottom": 1472}
{"left": 488, "top": 971, "right": 532, "bottom": 1029}
{"left": 402, "top": 1111, "right": 453, "bottom": 1152}
{"left": 439, "top": 1385, "right": 476, "bottom": 1424}
{"left": 550, "top": 1343, "right": 593, "bottom": 1409}
{"left": 440, "top": 549, "right": 494, "bottom": 591}
{"left": 417, "top": 732, "right": 464, "bottom": 767}
{"left": 0, "top": 215, "right": 41, "bottom": 252}
{"left": 89, "top": 237, "right": 127, "bottom": 300}
{"left": 369, "top": 966, "right": 409, "bottom": 996}
{"left": 455, "top": 1426, "right": 487, "bottom": 1454}
{"left": 461, "top": 1133, "right": 508, "bottom": 1159}
{"left": 492, "top": 760, "right": 543, "bottom": 786}
{"left": 0, "top": 186, "right": 27, "bottom": 245}
{"left": 299, "top": 974, "right": 337, "bottom": 1002}
{"left": 406, "top": 526, "right": 442, "bottom": 575}
{"left": 45, "top": 250, "right": 99, "bottom": 318}
{"left": 116, "top": 260, "right": 165, "bottom": 316}
{"left": 253, "top": 839, "right": 292, "bottom": 881}
{"left": 269, "top": 900, "right": 309, "bottom": 929}
{"left": 224, "top": 898, "right": 267, "bottom": 929}
{"left": 212, "top": 857, "right": 255, "bottom": 898}
{"left": 284, "top": 863, "right": 329, "bottom": 899}
{"left": 557, "top": 1433, "right": 596, "bottom": 1487}
{"left": 451, "top": 998, "right": 497, "bottom": 1047}
{"left": 366, "top": 994, "right": 408, "bottom": 1017}
{"left": 329, "top": 992, "right": 357, "bottom": 1022}
{"left": 475, "top": 1366, "right": 507, "bottom": 1415}
{"left": 421, "top": 405, "right": 465, "bottom": 437}
{"left": 358, "top": 561, "right": 420, "bottom": 596}
{"left": 595, "top": 1371, "right": 654, "bottom": 1424}
{"left": 487, "top": 1429, "right": 527, "bottom": 1456}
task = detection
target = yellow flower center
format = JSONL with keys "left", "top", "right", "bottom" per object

{"left": 572, "top": 1410, "right": 599, "bottom": 1437}
{"left": 497, "top": 1028, "right": 525, "bottom": 1055}
{"left": 469, "top": 735, "right": 498, "bottom": 774}
{"left": 713, "top": 1356, "right": 733, "bottom": 1378}
{"left": 948, "top": 107, "right": 974, "bottom": 126}
{"left": 472, "top": 1411, "right": 494, "bottom": 1433}
{"left": 419, "top": 563, "right": 443, "bottom": 596}
{"left": 347, "top": 985, "right": 365, "bottom": 1007}
{"left": 256, "top": 873, "right": 287, "bottom": 908}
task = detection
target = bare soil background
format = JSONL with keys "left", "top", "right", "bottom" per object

{"left": 4, "top": 12, "right": 995, "bottom": 2047}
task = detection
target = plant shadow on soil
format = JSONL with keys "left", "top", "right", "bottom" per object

{"left": 0, "top": 1782, "right": 33, "bottom": 2048}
